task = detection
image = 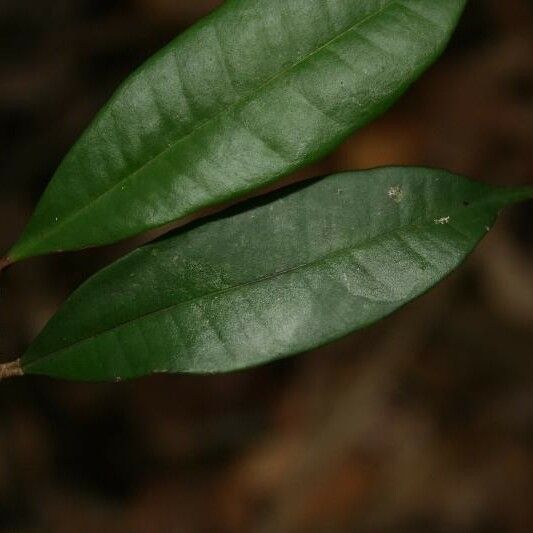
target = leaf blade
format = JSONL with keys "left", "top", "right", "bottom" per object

{"left": 21, "top": 167, "right": 532, "bottom": 381}
{"left": 9, "top": 0, "right": 467, "bottom": 261}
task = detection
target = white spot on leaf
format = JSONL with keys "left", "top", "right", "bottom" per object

{"left": 388, "top": 185, "right": 404, "bottom": 203}
{"left": 434, "top": 216, "right": 450, "bottom": 225}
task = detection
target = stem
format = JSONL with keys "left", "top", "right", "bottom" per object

{"left": 0, "top": 359, "right": 23, "bottom": 380}
{"left": 0, "top": 256, "right": 12, "bottom": 274}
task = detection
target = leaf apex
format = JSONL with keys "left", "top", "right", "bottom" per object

{"left": 494, "top": 186, "right": 533, "bottom": 207}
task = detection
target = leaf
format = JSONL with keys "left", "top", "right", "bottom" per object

{"left": 20, "top": 167, "right": 533, "bottom": 381}
{"left": 8, "top": 0, "right": 467, "bottom": 262}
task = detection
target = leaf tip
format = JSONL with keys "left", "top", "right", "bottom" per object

{"left": 0, "top": 359, "right": 23, "bottom": 381}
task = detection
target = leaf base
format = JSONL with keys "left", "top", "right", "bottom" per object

{"left": 0, "top": 359, "right": 23, "bottom": 380}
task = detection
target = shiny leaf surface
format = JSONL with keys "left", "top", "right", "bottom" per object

{"left": 9, "top": 0, "right": 467, "bottom": 261}
{"left": 21, "top": 167, "right": 533, "bottom": 381}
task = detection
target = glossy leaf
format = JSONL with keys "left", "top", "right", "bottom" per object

{"left": 21, "top": 168, "right": 533, "bottom": 381}
{"left": 8, "top": 0, "right": 467, "bottom": 262}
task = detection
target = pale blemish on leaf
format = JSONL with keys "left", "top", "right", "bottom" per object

{"left": 434, "top": 216, "right": 451, "bottom": 225}
{"left": 388, "top": 185, "right": 404, "bottom": 203}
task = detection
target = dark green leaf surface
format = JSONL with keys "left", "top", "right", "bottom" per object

{"left": 21, "top": 168, "right": 533, "bottom": 381}
{"left": 9, "top": 0, "right": 467, "bottom": 261}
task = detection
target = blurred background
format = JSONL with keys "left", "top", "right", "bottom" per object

{"left": 1, "top": 1, "right": 533, "bottom": 531}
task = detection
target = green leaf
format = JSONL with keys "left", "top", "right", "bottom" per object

{"left": 8, "top": 0, "right": 467, "bottom": 262}
{"left": 20, "top": 167, "right": 533, "bottom": 381}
